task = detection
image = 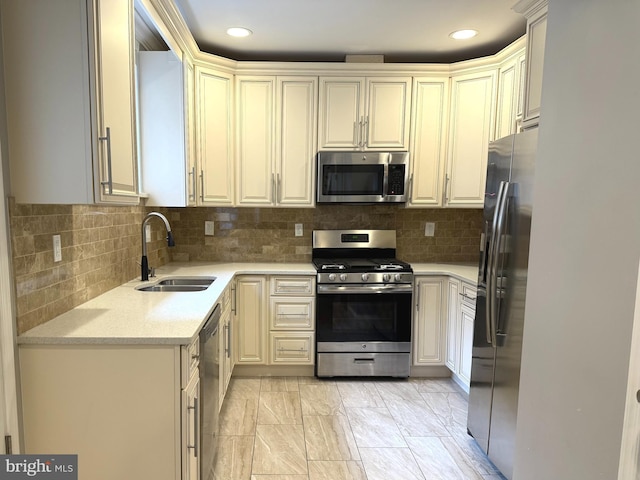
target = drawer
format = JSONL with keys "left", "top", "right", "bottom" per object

{"left": 270, "top": 276, "right": 315, "bottom": 296}
{"left": 460, "top": 282, "right": 477, "bottom": 308}
{"left": 270, "top": 297, "right": 315, "bottom": 330}
{"left": 270, "top": 333, "right": 314, "bottom": 365}
{"left": 181, "top": 336, "right": 200, "bottom": 388}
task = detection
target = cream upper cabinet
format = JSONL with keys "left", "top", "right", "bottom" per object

{"left": 495, "top": 55, "right": 521, "bottom": 140}
{"left": 236, "top": 76, "right": 317, "bottom": 207}
{"left": 515, "top": 0, "right": 548, "bottom": 129}
{"left": 196, "top": 65, "right": 235, "bottom": 205}
{"left": 444, "top": 69, "right": 498, "bottom": 208}
{"left": 318, "top": 77, "right": 411, "bottom": 150}
{"left": 185, "top": 58, "right": 198, "bottom": 206}
{"left": 413, "top": 276, "right": 446, "bottom": 365}
{"left": 408, "top": 77, "right": 450, "bottom": 207}
{"left": 2, "top": 0, "right": 138, "bottom": 204}
{"left": 235, "top": 276, "right": 268, "bottom": 365}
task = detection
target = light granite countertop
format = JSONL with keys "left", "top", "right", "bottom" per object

{"left": 18, "top": 262, "right": 478, "bottom": 346}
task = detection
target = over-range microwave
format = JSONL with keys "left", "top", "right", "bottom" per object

{"left": 316, "top": 151, "right": 410, "bottom": 204}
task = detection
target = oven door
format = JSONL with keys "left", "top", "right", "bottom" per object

{"left": 316, "top": 284, "right": 412, "bottom": 352}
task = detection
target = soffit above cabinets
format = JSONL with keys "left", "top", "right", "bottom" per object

{"left": 172, "top": 0, "right": 526, "bottom": 63}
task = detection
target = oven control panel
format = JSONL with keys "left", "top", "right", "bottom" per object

{"left": 318, "top": 272, "right": 413, "bottom": 284}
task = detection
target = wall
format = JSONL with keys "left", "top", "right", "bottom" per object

{"left": 513, "top": 1, "right": 640, "bottom": 478}
{"left": 10, "top": 202, "right": 482, "bottom": 334}
{"left": 9, "top": 201, "right": 172, "bottom": 334}
{"left": 168, "top": 205, "right": 482, "bottom": 263}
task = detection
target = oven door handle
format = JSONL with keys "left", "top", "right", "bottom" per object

{"left": 317, "top": 284, "right": 413, "bottom": 294}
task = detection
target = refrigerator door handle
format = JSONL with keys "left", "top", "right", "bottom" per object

{"left": 485, "top": 181, "right": 507, "bottom": 346}
{"left": 490, "top": 180, "right": 510, "bottom": 347}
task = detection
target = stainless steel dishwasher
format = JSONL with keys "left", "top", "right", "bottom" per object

{"left": 200, "top": 304, "right": 220, "bottom": 480}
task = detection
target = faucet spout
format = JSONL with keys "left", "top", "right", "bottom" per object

{"left": 141, "top": 212, "right": 175, "bottom": 281}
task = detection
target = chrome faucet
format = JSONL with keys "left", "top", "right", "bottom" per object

{"left": 141, "top": 212, "right": 175, "bottom": 281}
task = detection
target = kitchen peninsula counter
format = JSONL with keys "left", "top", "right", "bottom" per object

{"left": 17, "top": 262, "right": 478, "bottom": 346}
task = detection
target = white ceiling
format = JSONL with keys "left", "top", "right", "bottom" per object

{"left": 173, "top": 0, "right": 526, "bottom": 63}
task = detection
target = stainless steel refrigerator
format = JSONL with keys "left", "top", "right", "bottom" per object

{"left": 467, "top": 128, "right": 538, "bottom": 479}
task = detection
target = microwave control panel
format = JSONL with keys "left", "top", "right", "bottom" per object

{"left": 387, "top": 164, "right": 406, "bottom": 195}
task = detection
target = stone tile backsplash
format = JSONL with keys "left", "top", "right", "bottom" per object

{"left": 9, "top": 202, "right": 482, "bottom": 334}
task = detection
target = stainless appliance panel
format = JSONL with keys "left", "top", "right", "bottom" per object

{"left": 313, "top": 229, "right": 397, "bottom": 249}
{"left": 486, "top": 128, "right": 537, "bottom": 479}
{"left": 317, "top": 352, "right": 411, "bottom": 377}
{"left": 317, "top": 341, "right": 411, "bottom": 353}
{"left": 467, "top": 134, "right": 514, "bottom": 454}
{"left": 200, "top": 305, "right": 221, "bottom": 480}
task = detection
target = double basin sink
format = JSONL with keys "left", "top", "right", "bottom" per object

{"left": 135, "top": 276, "right": 215, "bottom": 292}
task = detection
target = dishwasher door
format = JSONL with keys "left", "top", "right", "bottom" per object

{"left": 200, "top": 304, "right": 220, "bottom": 480}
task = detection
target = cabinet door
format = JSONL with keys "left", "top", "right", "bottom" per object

{"left": 446, "top": 70, "right": 497, "bottom": 207}
{"left": 183, "top": 372, "right": 200, "bottom": 480}
{"left": 276, "top": 76, "right": 317, "bottom": 206}
{"left": 184, "top": 56, "right": 197, "bottom": 206}
{"left": 495, "top": 57, "right": 519, "bottom": 140}
{"left": 235, "top": 276, "right": 268, "bottom": 364}
{"left": 318, "top": 77, "right": 365, "bottom": 149}
{"left": 413, "top": 277, "right": 446, "bottom": 365}
{"left": 445, "top": 278, "right": 460, "bottom": 371}
{"left": 365, "top": 77, "right": 412, "bottom": 150}
{"left": 196, "top": 66, "right": 234, "bottom": 205}
{"left": 236, "top": 77, "right": 276, "bottom": 205}
{"left": 522, "top": 4, "right": 548, "bottom": 128}
{"left": 459, "top": 303, "right": 475, "bottom": 386}
{"left": 94, "top": 0, "right": 138, "bottom": 203}
{"left": 408, "top": 77, "right": 449, "bottom": 206}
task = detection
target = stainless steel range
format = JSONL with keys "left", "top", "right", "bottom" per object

{"left": 313, "top": 230, "right": 413, "bottom": 377}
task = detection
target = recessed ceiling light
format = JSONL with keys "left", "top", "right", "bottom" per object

{"left": 226, "top": 27, "right": 252, "bottom": 38}
{"left": 449, "top": 29, "right": 478, "bottom": 40}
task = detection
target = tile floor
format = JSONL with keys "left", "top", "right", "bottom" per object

{"left": 214, "top": 376, "right": 506, "bottom": 480}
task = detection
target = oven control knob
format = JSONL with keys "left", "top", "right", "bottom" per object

{"left": 340, "top": 273, "right": 348, "bottom": 282}
{"left": 395, "top": 274, "right": 402, "bottom": 282}
{"left": 382, "top": 273, "right": 390, "bottom": 282}
{"left": 328, "top": 273, "right": 336, "bottom": 281}
{"left": 361, "top": 273, "right": 369, "bottom": 281}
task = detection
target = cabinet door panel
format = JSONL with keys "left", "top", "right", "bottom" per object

{"left": 366, "top": 78, "right": 411, "bottom": 149}
{"left": 197, "top": 67, "right": 234, "bottom": 205}
{"left": 409, "top": 78, "right": 449, "bottom": 206}
{"left": 270, "top": 333, "right": 314, "bottom": 364}
{"left": 446, "top": 70, "right": 497, "bottom": 207}
{"left": 94, "top": 0, "right": 138, "bottom": 201}
{"left": 276, "top": 77, "right": 317, "bottom": 206}
{"left": 445, "top": 279, "right": 460, "bottom": 370}
{"left": 413, "top": 277, "right": 445, "bottom": 365}
{"left": 495, "top": 59, "right": 518, "bottom": 140}
{"left": 237, "top": 77, "right": 275, "bottom": 205}
{"left": 318, "top": 78, "right": 364, "bottom": 148}
{"left": 522, "top": 7, "right": 547, "bottom": 127}
{"left": 235, "top": 276, "right": 268, "bottom": 364}
{"left": 459, "top": 303, "right": 475, "bottom": 385}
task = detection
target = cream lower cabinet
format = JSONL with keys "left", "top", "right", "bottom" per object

{"left": 413, "top": 276, "right": 446, "bottom": 365}
{"left": 19, "top": 343, "right": 199, "bottom": 480}
{"left": 219, "top": 284, "right": 234, "bottom": 406}
{"left": 445, "top": 278, "right": 477, "bottom": 391}
{"left": 269, "top": 276, "right": 315, "bottom": 364}
{"left": 235, "top": 276, "right": 269, "bottom": 364}
{"left": 196, "top": 65, "right": 235, "bottom": 205}
{"left": 235, "top": 76, "right": 317, "bottom": 207}
{"left": 2, "top": 0, "right": 138, "bottom": 204}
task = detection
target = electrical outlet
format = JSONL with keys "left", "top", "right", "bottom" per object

{"left": 145, "top": 224, "right": 151, "bottom": 243}
{"left": 52, "top": 234, "right": 62, "bottom": 262}
{"left": 205, "top": 221, "right": 215, "bottom": 236}
{"left": 294, "top": 223, "right": 303, "bottom": 237}
{"left": 424, "top": 222, "right": 435, "bottom": 237}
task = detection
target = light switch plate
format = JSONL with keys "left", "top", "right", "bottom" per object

{"left": 424, "top": 222, "right": 435, "bottom": 237}
{"left": 52, "top": 234, "right": 62, "bottom": 262}
{"left": 205, "top": 221, "right": 215, "bottom": 236}
{"left": 294, "top": 223, "right": 303, "bottom": 237}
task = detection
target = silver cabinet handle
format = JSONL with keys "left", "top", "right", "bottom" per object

{"left": 364, "top": 116, "right": 369, "bottom": 147}
{"left": 231, "top": 286, "right": 236, "bottom": 314}
{"left": 459, "top": 293, "right": 477, "bottom": 302}
{"left": 278, "top": 347, "right": 307, "bottom": 353}
{"left": 359, "top": 116, "right": 365, "bottom": 148}
{"left": 444, "top": 174, "right": 450, "bottom": 203}
{"left": 98, "top": 127, "right": 113, "bottom": 195}
{"left": 199, "top": 170, "right": 205, "bottom": 202}
{"left": 187, "top": 396, "right": 198, "bottom": 457}
{"left": 272, "top": 173, "right": 276, "bottom": 203}
{"left": 277, "top": 173, "right": 281, "bottom": 204}
{"left": 188, "top": 167, "right": 196, "bottom": 202}
{"left": 224, "top": 324, "right": 230, "bottom": 358}
{"left": 408, "top": 174, "right": 414, "bottom": 201}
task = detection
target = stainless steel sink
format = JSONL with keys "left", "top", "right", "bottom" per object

{"left": 135, "top": 276, "right": 215, "bottom": 292}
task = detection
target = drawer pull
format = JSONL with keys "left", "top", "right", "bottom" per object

{"left": 459, "top": 293, "right": 477, "bottom": 301}
{"left": 277, "top": 313, "right": 308, "bottom": 317}
{"left": 354, "top": 358, "right": 375, "bottom": 364}
{"left": 278, "top": 347, "right": 307, "bottom": 353}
